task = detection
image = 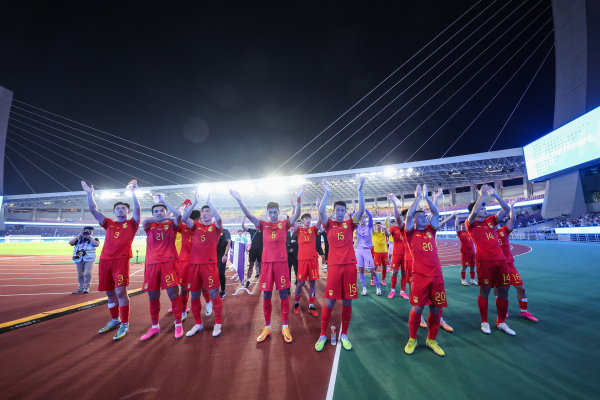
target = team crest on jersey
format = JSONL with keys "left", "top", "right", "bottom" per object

{"left": 262, "top": 283, "right": 266, "bottom": 289}
{"left": 500, "top": 232, "right": 504, "bottom": 237}
{"left": 413, "top": 296, "right": 418, "bottom": 303}
{"left": 123, "top": 223, "right": 128, "bottom": 228}
{"left": 278, "top": 223, "right": 282, "bottom": 229}
{"left": 144, "top": 284, "right": 148, "bottom": 289}
{"left": 164, "top": 225, "right": 169, "bottom": 230}
{"left": 484, "top": 279, "right": 489, "bottom": 285}
{"left": 308, "top": 229, "right": 312, "bottom": 233}
{"left": 488, "top": 223, "right": 493, "bottom": 229}
{"left": 208, "top": 226, "right": 213, "bottom": 232}
{"left": 342, "top": 223, "right": 347, "bottom": 229}
{"left": 329, "top": 290, "right": 333, "bottom": 296}
{"left": 426, "top": 232, "right": 432, "bottom": 239}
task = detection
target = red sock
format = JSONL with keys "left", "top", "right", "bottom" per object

{"left": 461, "top": 271, "right": 466, "bottom": 279}
{"left": 281, "top": 297, "right": 289, "bottom": 325}
{"left": 470, "top": 271, "right": 476, "bottom": 280}
{"left": 518, "top": 300, "right": 528, "bottom": 311}
{"left": 439, "top": 308, "right": 443, "bottom": 318}
{"left": 109, "top": 304, "right": 119, "bottom": 320}
{"left": 294, "top": 294, "right": 301, "bottom": 303}
{"left": 212, "top": 296, "right": 223, "bottom": 324}
{"left": 391, "top": 276, "right": 397, "bottom": 290}
{"left": 496, "top": 297, "right": 508, "bottom": 323}
{"left": 171, "top": 297, "right": 183, "bottom": 324}
{"left": 400, "top": 275, "right": 406, "bottom": 291}
{"left": 382, "top": 269, "right": 387, "bottom": 280}
{"left": 180, "top": 293, "right": 189, "bottom": 312}
{"left": 427, "top": 312, "right": 441, "bottom": 340}
{"left": 149, "top": 299, "right": 161, "bottom": 326}
{"left": 370, "top": 273, "right": 374, "bottom": 283}
{"left": 408, "top": 310, "right": 421, "bottom": 339}
{"left": 341, "top": 305, "right": 352, "bottom": 335}
{"left": 263, "top": 299, "right": 272, "bottom": 326}
{"left": 119, "top": 305, "right": 130, "bottom": 324}
{"left": 309, "top": 296, "right": 315, "bottom": 306}
{"left": 477, "top": 295, "right": 488, "bottom": 323}
{"left": 202, "top": 290, "right": 211, "bottom": 303}
{"left": 320, "top": 305, "right": 333, "bottom": 336}
{"left": 191, "top": 298, "right": 203, "bottom": 325}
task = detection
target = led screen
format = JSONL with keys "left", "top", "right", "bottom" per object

{"left": 524, "top": 105, "right": 600, "bottom": 180}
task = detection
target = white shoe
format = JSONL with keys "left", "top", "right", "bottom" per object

{"left": 481, "top": 322, "right": 491, "bottom": 334}
{"left": 205, "top": 301, "right": 213, "bottom": 316}
{"left": 376, "top": 288, "right": 381, "bottom": 296}
{"left": 461, "top": 280, "right": 469, "bottom": 286}
{"left": 361, "top": 288, "right": 367, "bottom": 296}
{"left": 496, "top": 322, "right": 516, "bottom": 336}
{"left": 471, "top": 279, "right": 478, "bottom": 286}
{"left": 212, "top": 323, "right": 222, "bottom": 337}
{"left": 181, "top": 311, "right": 187, "bottom": 322}
{"left": 186, "top": 324, "right": 203, "bottom": 337}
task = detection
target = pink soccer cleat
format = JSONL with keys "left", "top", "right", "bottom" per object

{"left": 381, "top": 281, "right": 387, "bottom": 286}
{"left": 370, "top": 280, "right": 375, "bottom": 286}
{"left": 174, "top": 324, "right": 184, "bottom": 339}
{"left": 388, "top": 291, "right": 395, "bottom": 299}
{"left": 520, "top": 311, "right": 538, "bottom": 322}
{"left": 399, "top": 292, "right": 409, "bottom": 300}
{"left": 140, "top": 327, "right": 161, "bottom": 341}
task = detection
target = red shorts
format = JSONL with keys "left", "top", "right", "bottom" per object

{"left": 476, "top": 259, "right": 510, "bottom": 288}
{"left": 177, "top": 259, "right": 190, "bottom": 286}
{"left": 409, "top": 273, "right": 447, "bottom": 307}
{"left": 391, "top": 254, "right": 404, "bottom": 270}
{"left": 325, "top": 263, "right": 359, "bottom": 300}
{"left": 373, "top": 252, "right": 389, "bottom": 267}
{"left": 187, "top": 263, "right": 219, "bottom": 292}
{"left": 98, "top": 258, "right": 130, "bottom": 291}
{"left": 297, "top": 259, "right": 320, "bottom": 281}
{"left": 143, "top": 260, "right": 180, "bottom": 291}
{"left": 460, "top": 252, "right": 476, "bottom": 267}
{"left": 507, "top": 262, "right": 523, "bottom": 286}
{"left": 260, "top": 261, "right": 290, "bottom": 291}
{"left": 403, "top": 257, "right": 414, "bottom": 282}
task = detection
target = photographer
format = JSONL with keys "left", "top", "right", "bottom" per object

{"left": 69, "top": 227, "right": 100, "bottom": 294}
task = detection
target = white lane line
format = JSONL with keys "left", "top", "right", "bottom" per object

{"left": 0, "top": 281, "right": 145, "bottom": 287}
{"left": 326, "top": 321, "right": 343, "bottom": 400}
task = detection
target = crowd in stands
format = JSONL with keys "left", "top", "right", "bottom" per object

{"left": 557, "top": 213, "right": 600, "bottom": 228}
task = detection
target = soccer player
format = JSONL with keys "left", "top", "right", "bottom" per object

{"left": 292, "top": 198, "right": 322, "bottom": 316}
{"left": 181, "top": 192, "right": 225, "bottom": 337}
{"left": 494, "top": 199, "right": 538, "bottom": 322}
{"left": 466, "top": 184, "right": 515, "bottom": 336}
{"left": 82, "top": 180, "right": 140, "bottom": 341}
{"left": 404, "top": 185, "right": 447, "bottom": 357}
{"left": 456, "top": 216, "right": 477, "bottom": 286}
{"left": 355, "top": 207, "right": 380, "bottom": 296}
{"left": 241, "top": 216, "right": 263, "bottom": 287}
{"left": 387, "top": 193, "right": 407, "bottom": 299}
{"left": 229, "top": 185, "right": 305, "bottom": 343}
{"left": 315, "top": 177, "right": 365, "bottom": 352}
{"left": 372, "top": 222, "right": 390, "bottom": 286}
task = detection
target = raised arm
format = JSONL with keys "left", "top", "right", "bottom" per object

{"left": 229, "top": 189, "right": 260, "bottom": 227}
{"left": 506, "top": 198, "right": 517, "bottom": 230}
{"left": 319, "top": 180, "right": 330, "bottom": 224}
{"left": 439, "top": 211, "right": 459, "bottom": 228}
{"left": 491, "top": 188, "right": 510, "bottom": 222}
{"left": 241, "top": 216, "right": 249, "bottom": 232}
{"left": 467, "top": 184, "right": 490, "bottom": 225}
{"left": 352, "top": 177, "right": 366, "bottom": 221}
{"left": 405, "top": 185, "right": 422, "bottom": 232}
{"left": 388, "top": 192, "right": 404, "bottom": 229}
{"left": 181, "top": 192, "right": 199, "bottom": 229}
{"left": 81, "top": 181, "right": 106, "bottom": 225}
{"left": 131, "top": 182, "right": 141, "bottom": 224}
{"left": 143, "top": 216, "right": 172, "bottom": 230}
{"left": 455, "top": 214, "right": 461, "bottom": 233}
{"left": 205, "top": 194, "right": 222, "bottom": 230}
{"left": 422, "top": 186, "right": 440, "bottom": 229}
{"left": 290, "top": 185, "right": 305, "bottom": 225}
{"left": 156, "top": 193, "right": 181, "bottom": 226}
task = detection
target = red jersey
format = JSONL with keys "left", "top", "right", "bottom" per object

{"left": 497, "top": 226, "right": 514, "bottom": 263}
{"left": 177, "top": 223, "right": 195, "bottom": 261}
{"left": 401, "top": 228, "right": 413, "bottom": 261}
{"left": 259, "top": 219, "right": 291, "bottom": 262}
{"left": 189, "top": 222, "right": 222, "bottom": 264}
{"left": 297, "top": 226, "right": 318, "bottom": 261}
{"left": 457, "top": 230, "right": 475, "bottom": 253}
{"left": 144, "top": 220, "right": 178, "bottom": 265}
{"left": 100, "top": 217, "right": 139, "bottom": 260}
{"left": 405, "top": 225, "right": 442, "bottom": 276}
{"left": 466, "top": 215, "right": 505, "bottom": 261}
{"left": 324, "top": 218, "right": 357, "bottom": 265}
{"left": 388, "top": 226, "right": 405, "bottom": 255}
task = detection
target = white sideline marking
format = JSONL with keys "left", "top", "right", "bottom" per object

{"left": 326, "top": 321, "right": 342, "bottom": 400}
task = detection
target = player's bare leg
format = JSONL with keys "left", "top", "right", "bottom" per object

{"left": 494, "top": 285, "right": 537, "bottom": 322}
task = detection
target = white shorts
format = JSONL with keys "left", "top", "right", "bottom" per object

{"left": 355, "top": 248, "right": 374, "bottom": 270}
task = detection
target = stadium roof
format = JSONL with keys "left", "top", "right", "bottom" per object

{"left": 4, "top": 148, "right": 526, "bottom": 209}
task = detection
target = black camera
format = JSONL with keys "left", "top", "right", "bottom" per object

{"left": 74, "top": 249, "right": 87, "bottom": 261}
{"left": 83, "top": 230, "right": 91, "bottom": 236}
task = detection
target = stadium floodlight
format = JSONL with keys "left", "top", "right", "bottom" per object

{"left": 407, "top": 168, "right": 414, "bottom": 173}
{"left": 101, "top": 191, "right": 116, "bottom": 199}
{"left": 384, "top": 168, "right": 396, "bottom": 176}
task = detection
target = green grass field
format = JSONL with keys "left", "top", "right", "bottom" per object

{"left": 0, "top": 240, "right": 148, "bottom": 262}
{"left": 333, "top": 241, "right": 598, "bottom": 400}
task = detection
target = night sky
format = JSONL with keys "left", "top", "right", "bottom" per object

{"left": 1, "top": 0, "right": 556, "bottom": 194}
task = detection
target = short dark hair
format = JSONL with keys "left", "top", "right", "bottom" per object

{"left": 375, "top": 221, "right": 382, "bottom": 225}
{"left": 333, "top": 201, "right": 346, "bottom": 210}
{"left": 267, "top": 201, "right": 279, "bottom": 210}
{"left": 84, "top": 226, "right": 95, "bottom": 231}
{"left": 301, "top": 213, "right": 311, "bottom": 219}
{"left": 113, "top": 201, "right": 130, "bottom": 210}
{"left": 459, "top": 221, "right": 466, "bottom": 225}
{"left": 414, "top": 209, "right": 425, "bottom": 216}
{"left": 401, "top": 209, "right": 408, "bottom": 217}
{"left": 201, "top": 205, "right": 210, "bottom": 211}
{"left": 152, "top": 204, "right": 167, "bottom": 213}
{"left": 390, "top": 219, "right": 396, "bottom": 223}
{"left": 190, "top": 210, "right": 201, "bottom": 220}
{"left": 467, "top": 201, "right": 486, "bottom": 213}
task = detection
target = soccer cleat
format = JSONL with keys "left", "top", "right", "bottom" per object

{"left": 168, "top": 308, "right": 172, "bottom": 313}
{"left": 481, "top": 322, "right": 491, "bottom": 334}
{"left": 388, "top": 290, "right": 395, "bottom": 299}
{"left": 520, "top": 311, "right": 538, "bottom": 322}
{"left": 361, "top": 287, "right": 367, "bottom": 296}
{"left": 440, "top": 319, "right": 454, "bottom": 332}
{"left": 99, "top": 318, "right": 121, "bottom": 334}
{"left": 506, "top": 312, "right": 509, "bottom": 318}
{"left": 340, "top": 334, "right": 352, "bottom": 350}
{"left": 426, "top": 338, "right": 445, "bottom": 357}
{"left": 181, "top": 312, "right": 187, "bottom": 322}
{"left": 496, "top": 322, "right": 516, "bottom": 336}
{"left": 186, "top": 324, "right": 203, "bottom": 337}
{"left": 376, "top": 288, "right": 382, "bottom": 296}
{"left": 282, "top": 327, "right": 293, "bottom": 343}
{"left": 257, "top": 327, "right": 272, "bottom": 343}
{"left": 82, "top": 288, "right": 90, "bottom": 293}
{"left": 370, "top": 280, "right": 374, "bottom": 286}
{"left": 399, "top": 292, "right": 409, "bottom": 300}
{"left": 72, "top": 288, "right": 83, "bottom": 294}
{"left": 212, "top": 324, "right": 222, "bottom": 337}
{"left": 140, "top": 327, "right": 161, "bottom": 341}
{"left": 315, "top": 335, "right": 327, "bottom": 352}
{"left": 308, "top": 307, "right": 319, "bottom": 317}
{"left": 112, "top": 324, "right": 129, "bottom": 340}
{"left": 293, "top": 305, "right": 300, "bottom": 315}
{"left": 205, "top": 301, "right": 213, "bottom": 316}
{"left": 381, "top": 281, "right": 387, "bottom": 286}
{"left": 405, "top": 338, "right": 417, "bottom": 355}
{"left": 470, "top": 279, "right": 478, "bottom": 286}
{"left": 461, "top": 280, "right": 469, "bottom": 286}
{"left": 420, "top": 316, "right": 427, "bottom": 328}
{"left": 255, "top": 273, "right": 260, "bottom": 278}
{"left": 174, "top": 324, "right": 184, "bottom": 339}
{"left": 245, "top": 280, "right": 251, "bottom": 288}
{"left": 220, "top": 291, "right": 226, "bottom": 300}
